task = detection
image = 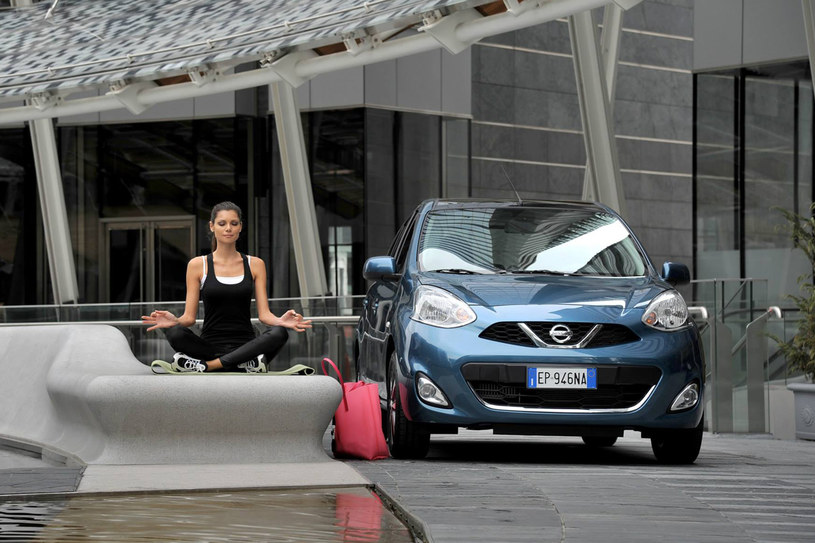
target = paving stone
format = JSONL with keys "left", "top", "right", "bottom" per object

{"left": 351, "top": 432, "right": 815, "bottom": 543}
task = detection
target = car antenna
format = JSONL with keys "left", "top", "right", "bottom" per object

{"left": 500, "top": 165, "right": 523, "bottom": 204}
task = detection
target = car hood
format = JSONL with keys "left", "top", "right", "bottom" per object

{"left": 418, "top": 273, "right": 662, "bottom": 313}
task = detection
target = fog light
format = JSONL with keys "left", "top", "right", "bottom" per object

{"left": 670, "top": 382, "right": 700, "bottom": 412}
{"left": 416, "top": 373, "right": 451, "bottom": 408}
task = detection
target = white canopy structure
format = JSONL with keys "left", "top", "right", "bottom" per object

{"left": 0, "top": 0, "right": 641, "bottom": 302}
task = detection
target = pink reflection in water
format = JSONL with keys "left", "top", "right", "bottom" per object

{"left": 335, "top": 492, "right": 385, "bottom": 542}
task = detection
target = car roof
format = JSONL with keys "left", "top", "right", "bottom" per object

{"left": 423, "top": 198, "right": 612, "bottom": 213}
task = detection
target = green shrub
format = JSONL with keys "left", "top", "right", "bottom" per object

{"left": 772, "top": 204, "right": 815, "bottom": 382}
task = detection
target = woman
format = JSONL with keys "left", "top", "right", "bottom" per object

{"left": 141, "top": 201, "right": 311, "bottom": 372}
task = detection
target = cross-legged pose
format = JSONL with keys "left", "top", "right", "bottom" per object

{"left": 141, "top": 201, "right": 311, "bottom": 372}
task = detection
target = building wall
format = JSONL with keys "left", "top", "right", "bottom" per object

{"left": 471, "top": 0, "right": 695, "bottom": 276}
{"left": 284, "top": 48, "right": 472, "bottom": 117}
{"left": 694, "top": 0, "right": 808, "bottom": 72}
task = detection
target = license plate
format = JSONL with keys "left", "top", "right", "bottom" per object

{"left": 527, "top": 367, "right": 597, "bottom": 389}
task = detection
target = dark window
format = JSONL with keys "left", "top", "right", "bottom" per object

{"left": 391, "top": 207, "right": 421, "bottom": 271}
{"left": 58, "top": 119, "right": 252, "bottom": 302}
{"left": 0, "top": 128, "right": 39, "bottom": 304}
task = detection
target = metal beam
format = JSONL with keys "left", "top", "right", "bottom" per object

{"left": 13, "top": 0, "right": 78, "bottom": 305}
{"left": 270, "top": 81, "right": 328, "bottom": 298}
{"left": 803, "top": 0, "right": 815, "bottom": 96}
{"left": 569, "top": 9, "right": 626, "bottom": 217}
{"left": 29, "top": 117, "right": 79, "bottom": 303}
{"left": 582, "top": 3, "right": 623, "bottom": 202}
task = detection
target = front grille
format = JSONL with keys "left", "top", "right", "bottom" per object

{"left": 468, "top": 381, "right": 654, "bottom": 409}
{"left": 478, "top": 322, "right": 535, "bottom": 347}
{"left": 589, "top": 325, "right": 641, "bottom": 348}
{"left": 479, "top": 322, "right": 639, "bottom": 348}
{"left": 462, "top": 364, "right": 661, "bottom": 410}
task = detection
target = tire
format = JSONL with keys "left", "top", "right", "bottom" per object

{"left": 582, "top": 436, "right": 618, "bottom": 447}
{"left": 353, "top": 339, "right": 361, "bottom": 382}
{"left": 651, "top": 416, "right": 704, "bottom": 464}
{"left": 386, "top": 352, "right": 430, "bottom": 459}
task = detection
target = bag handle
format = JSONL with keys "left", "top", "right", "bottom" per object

{"left": 321, "top": 357, "right": 349, "bottom": 411}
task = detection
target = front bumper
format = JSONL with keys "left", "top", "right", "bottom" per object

{"left": 394, "top": 306, "right": 705, "bottom": 433}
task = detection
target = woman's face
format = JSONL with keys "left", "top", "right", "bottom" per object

{"left": 210, "top": 210, "right": 242, "bottom": 243}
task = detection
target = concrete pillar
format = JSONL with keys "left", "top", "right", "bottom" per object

{"left": 29, "top": 118, "right": 80, "bottom": 304}
{"left": 270, "top": 81, "right": 328, "bottom": 298}
{"left": 803, "top": 0, "right": 815, "bottom": 96}
{"left": 581, "top": 3, "right": 623, "bottom": 202}
{"left": 14, "top": 0, "right": 79, "bottom": 305}
{"left": 569, "top": 9, "right": 626, "bottom": 217}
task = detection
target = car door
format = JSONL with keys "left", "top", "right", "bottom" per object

{"left": 359, "top": 208, "right": 421, "bottom": 390}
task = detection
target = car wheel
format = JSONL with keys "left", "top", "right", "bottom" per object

{"left": 387, "top": 352, "right": 430, "bottom": 459}
{"left": 582, "top": 436, "right": 617, "bottom": 447}
{"left": 650, "top": 416, "right": 704, "bottom": 464}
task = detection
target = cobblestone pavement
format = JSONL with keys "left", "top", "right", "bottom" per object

{"left": 351, "top": 431, "right": 815, "bottom": 543}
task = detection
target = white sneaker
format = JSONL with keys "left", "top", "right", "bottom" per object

{"left": 171, "top": 352, "right": 207, "bottom": 373}
{"left": 238, "top": 354, "right": 267, "bottom": 373}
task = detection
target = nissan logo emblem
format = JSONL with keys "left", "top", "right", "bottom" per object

{"left": 549, "top": 324, "right": 573, "bottom": 344}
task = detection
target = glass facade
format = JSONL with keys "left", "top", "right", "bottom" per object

{"left": 0, "top": 128, "right": 40, "bottom": 305}
{"left": 58, "top": 119, "right": 253, "bottom": 303}
{"left": 694, "top": 62, "right": 814, "bottom": 307}
{"left": 0, "top": 108, "right": 470, "bottom": 305}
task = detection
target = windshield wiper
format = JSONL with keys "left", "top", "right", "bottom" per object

{"left": 431, "top": 268, "right": 481, "bottom": 275}
{"left": 503, "top": 269, "right": 572, "bottom": 275}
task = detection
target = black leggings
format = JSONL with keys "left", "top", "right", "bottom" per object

{"left": 164, "top": 325, "right": 289, "bottom": 370}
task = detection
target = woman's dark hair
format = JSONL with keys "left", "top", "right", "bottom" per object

{"left": 209, "top": 201, "right": 242, "bottom": 251}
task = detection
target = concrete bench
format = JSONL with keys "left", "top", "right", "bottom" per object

{"left": 0, "top": 325, "right": 342, "bottom": 465}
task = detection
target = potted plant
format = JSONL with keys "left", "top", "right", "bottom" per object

{"left": 772, "top": 204, "right": 815, "bottom": 440}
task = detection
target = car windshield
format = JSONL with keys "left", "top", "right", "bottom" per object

{"left": 417, "top": 206, "right": 647, "bottom": 276}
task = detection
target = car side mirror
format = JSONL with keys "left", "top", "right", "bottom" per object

{"left": 363, "top": 256, "right": 398, "bottom": 281}
{"left": 661, "top": 261, "right": 690, "bottom": 286}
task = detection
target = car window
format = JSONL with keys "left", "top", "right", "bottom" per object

{"left": 389, "top": 207, "right": 421, "bottom": 270}
{"left": 417, "top": 206, "right": 647, "bottom": 277}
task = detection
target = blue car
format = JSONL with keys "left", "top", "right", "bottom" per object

{"left": 356, "top": 199, "right": 704, "bottom": 463}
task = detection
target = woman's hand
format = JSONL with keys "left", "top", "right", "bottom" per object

{"left": 277, "top": 309, "right": 312, "bottom": 332}
{"left": 141, "top": 310, "right": 180, "bottom": 332}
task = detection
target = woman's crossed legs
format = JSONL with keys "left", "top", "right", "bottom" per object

{"left": 164, "top": 326, "right": 289, "bottom": 371}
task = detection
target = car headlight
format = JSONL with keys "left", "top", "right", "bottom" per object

{"left": 642, "top": 290, "right": 689, "bottom": 331}
{"left": 411, "top": 285, "right": 476, "bottom": 328}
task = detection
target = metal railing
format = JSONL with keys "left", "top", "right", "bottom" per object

{"left": 689, "top": 278, "right": 803, "bottom": 435}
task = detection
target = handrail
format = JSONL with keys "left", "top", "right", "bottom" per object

{"left": 731, "top": 306, "right": 782, "bottom": 356}
{"left": 742, "top": 306, "right": 783, "bottom": 433}
{"left": 0, "top": 295, "right": 365, "bottom": 311}
{"left": 0, "top": 315, "right": 360, "bottom": 327}
{"left": 688, "top": 306, "right": 709, "bottom": 321}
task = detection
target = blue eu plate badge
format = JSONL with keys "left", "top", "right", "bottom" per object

{"left": 587, "top": 368, "right": 597, "bottom": 388}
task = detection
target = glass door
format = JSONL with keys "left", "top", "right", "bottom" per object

{"left": 101, "top": 216, "right": 195, "bottom": 303}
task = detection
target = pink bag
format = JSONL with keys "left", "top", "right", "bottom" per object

{"left": 322, "top": 358, "right": 389, "bottom": 460}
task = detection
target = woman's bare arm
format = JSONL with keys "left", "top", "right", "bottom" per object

{"left": 252, "top": 256, "right": 311, "bottom": 332}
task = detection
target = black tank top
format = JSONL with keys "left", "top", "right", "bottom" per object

{"left": 201, "top": 253, "right": 255, "bottom": 348}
